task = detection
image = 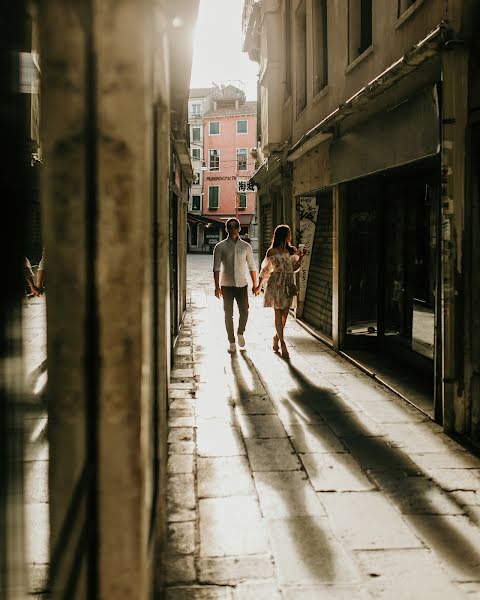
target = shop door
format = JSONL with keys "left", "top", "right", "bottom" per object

{"left": 345, "top": 181, "right": 380, "bottom": 348}
{"left": 303, "top": 192, "right": 333, "bottom": 338}
{"left": 382, "top": 178, "right": 438, "bottom": 363}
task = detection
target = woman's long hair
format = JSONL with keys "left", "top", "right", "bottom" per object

{"left": 269, "top": 224, "right": 296, "bottom": 255}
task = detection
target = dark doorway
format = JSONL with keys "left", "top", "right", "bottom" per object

{"left": 344, "top": 160, "right": 440, "bottom": 418}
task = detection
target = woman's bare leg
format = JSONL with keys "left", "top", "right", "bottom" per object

{"left": 274, "top": 309, "right": 284, "bottom": 344}
{"left": 280, "top": 308, "right": 290, "bottom": 357}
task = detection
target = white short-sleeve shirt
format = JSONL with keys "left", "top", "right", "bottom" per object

{"left": 213, "top": 237, "right": 256, "bottom": 287}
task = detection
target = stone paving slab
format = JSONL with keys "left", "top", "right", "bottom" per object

{"left": 300, "top": 453, "right": 376, "bottom": 492}
{"left": 406, "top": 515, "right": 480, "bottom": 581}
{"left": 199, "top": 497, "right": 269, "bottom": 557}
{"left": 162, "top": 255, "right": 480, "bottom": 598}
{"left": 197, "top": 456, "right": 255, "bottom": 498}
{"left": 354, "top": 549, "right": 466, "bottom": 599}
{"left": 266, "top": 517, "right": 360, "bottom": 585}
{"left": 237, "top": 414, "right": 287, "bottom": 438}
{"left": 254, "top": 471, "right": 326, "bottom": 518}
{"left": 319, "top": 491, "right": 423, "bottom": 550}
{"left": 197, "top": 556, "right": 275, "bottom": 584}
{"left": 245, "top": 438, "right": 302, "bottom": 471}
{"left": 282, "top": 586, "right": 372, "bottom": 599}
{"left": 286, "top": 423, "right": 347, "bottom": 454}
{"left": 165, "top": 586, "right": 234, "bottom": 600}
{"left": 197, "top": 422, "right": 245, "bottom": 457}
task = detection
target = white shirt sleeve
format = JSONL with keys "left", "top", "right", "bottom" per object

{"left": 246, "top": 244, "right": 256, "bottom": 272}
{"left": 213, "top": 243, "right": 222, "bottom": 272}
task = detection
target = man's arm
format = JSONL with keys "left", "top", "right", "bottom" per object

{"left": 214, "top": 271, "right": 222, "bottom": 298}
{"left": 246, "top": 245, "right": 257, "bottom": 292}
{"left": 213, "top": 244, "right": 222, "bottom": 298}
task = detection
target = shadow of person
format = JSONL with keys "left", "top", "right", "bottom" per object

{"left": 280, "top": 358, "right": 480, "bottom": 580}
{"left": 228, "top": 353, "right": 358, "bottom": 587}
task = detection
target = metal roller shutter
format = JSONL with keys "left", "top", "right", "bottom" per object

{"left": 261, "top": 201, "right": 273, "bottom": 261}
{"left": 303, "top": 194, "right": 333, "bottom": 338}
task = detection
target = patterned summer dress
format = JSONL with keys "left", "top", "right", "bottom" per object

{"left": 259, "top": 252, "right": 302, "bottom": 309}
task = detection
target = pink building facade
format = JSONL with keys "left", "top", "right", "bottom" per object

{"left": 202, "top": 88, "right": 257, "bottom": 247}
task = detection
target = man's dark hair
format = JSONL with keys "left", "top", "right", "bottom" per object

{"left": 225, "top": 217, "right": 240, "bottom": 230}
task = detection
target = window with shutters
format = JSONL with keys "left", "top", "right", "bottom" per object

{"left": 208, "top": 186, "right": 219, "bottom": 209}
{"left": 238, "top": 193, "right": 247, "bottom": 209}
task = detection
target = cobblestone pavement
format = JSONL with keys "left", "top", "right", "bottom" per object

{"left": 163, "top": 254, "right": 480, "bottom": 600}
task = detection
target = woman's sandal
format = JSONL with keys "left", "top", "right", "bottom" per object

{"left": 280, "top": 341, "right": 290, "bottom": 359}
{"left": 273, "top": 335, "right": 279, "bottom": 353}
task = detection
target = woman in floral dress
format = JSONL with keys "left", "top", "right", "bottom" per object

{"left": 254, "top": 224, "right": 306, "bottom": 358}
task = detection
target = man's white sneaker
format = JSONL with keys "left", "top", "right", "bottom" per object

{"left": 228, "top": 342, "right": 237, "bottom": 353}
{"left": 237, "top": 334, "right": 246, "bottom": 350}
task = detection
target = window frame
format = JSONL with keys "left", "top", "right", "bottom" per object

{"left": 191, "top": 103, "right": 201, "bottom": 115}
{"left": 191, "top": 126, "right": 201, "bottom": 142}
{"left": 236, "top": 148, "right": 248, "bottom": 172}
{"left": 208, "top": 149, "right": 220, "bottom": 171}
{"left": 236, "top": 120, "right": 248, "bottom": 134}
{"left": 348, "top": 0, "right": 372, "bottom": 64}
{"left": 313, "top": 0, "right": 328, "bottom": 95}
{"left": 284, "top": 0, "right": 292, "bottom": 100}
{"left": 208, "top": 121, "right": 220, "bottom": 136}
{"left": 398, "top": 0, "right": 418, "bottom": 17}
{"left": 238, "top": 193, "right": 247, "bottom": 209}
{"left": 191, "top": 148, "right": 201, "bottom": 160}
{"left": 295, "top": 0, "right": 307, "bottom": 116}
{"left": 208, "top": 186, "right": 220, "bottom": 210}
{"left": 191, "top": 195, "right": 201, "bottom": 211}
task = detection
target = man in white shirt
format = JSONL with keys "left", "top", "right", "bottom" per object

{"left": 213, "top": 218, "right": 257, "bottom": 353}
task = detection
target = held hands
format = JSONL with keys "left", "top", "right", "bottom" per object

{"left": 253, "top": 285, "right": 261, "bottom": 296}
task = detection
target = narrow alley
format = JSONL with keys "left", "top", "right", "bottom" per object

{"left": 163, "top": 254, "right": 480, "bottom": 599}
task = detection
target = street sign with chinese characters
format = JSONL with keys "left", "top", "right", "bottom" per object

{"left": 237, "top": 178, "right": 256, "bottom": 192}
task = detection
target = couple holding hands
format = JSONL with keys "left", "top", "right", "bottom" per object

{"left": 213, "top": 217, "right": 306, "bottom": 359}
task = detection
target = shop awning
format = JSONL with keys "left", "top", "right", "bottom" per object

{"left": 208, "top": 214, "right": 253, "bottom": 227}
{"left": 187, "top": 213, "right": 254, "bottom": 227}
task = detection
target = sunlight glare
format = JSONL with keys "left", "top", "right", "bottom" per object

{"left": 190, "top": 0, "right": 258, "bottom": 100}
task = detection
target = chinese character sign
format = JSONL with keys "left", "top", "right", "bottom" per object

{"left": 237, "top": 178, "right": 256, "bottom": 192}
{"left": 296, "top": 196, "right": 319, "bottom": 304}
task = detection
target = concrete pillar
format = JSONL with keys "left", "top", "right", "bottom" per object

{"left": 440, "top": 47, "right": 469, "bottom": 434}
{"left": 40, "top": 1, "right": 175, "bottom": 597}
{"left": 332, "top": 185, "right": 347, "bottom": 351}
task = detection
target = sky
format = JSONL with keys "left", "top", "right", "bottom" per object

{"left": 190, "top": 0, "right": 258, "bottom": 100}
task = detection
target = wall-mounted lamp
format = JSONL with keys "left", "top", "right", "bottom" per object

{"left": 201, "top": 160, "right": 208, "bottom": 171}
